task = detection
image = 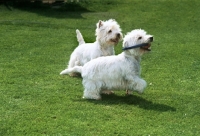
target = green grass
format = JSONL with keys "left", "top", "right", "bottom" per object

{"left": 0, "top": 0, "right": 200, "bottom": 135}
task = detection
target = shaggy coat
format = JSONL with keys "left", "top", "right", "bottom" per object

{"left": 62, "top": 19, "right": 122, "bottom": 76}
{"left": 60, "top": 29, "right": 153, "bottom": 99}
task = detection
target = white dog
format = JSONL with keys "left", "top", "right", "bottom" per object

{"left": 61, "top": 19, "right": 122, "bottom": 76}
{"left": 60, "top": 29, "right": 153, "bottom": 100}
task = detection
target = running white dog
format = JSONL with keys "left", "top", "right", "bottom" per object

{"left": 60, "top": 29, "right": 153, "bottom": 100}
{"left": 61, "top": 19, "right": 122, "bottom": 76}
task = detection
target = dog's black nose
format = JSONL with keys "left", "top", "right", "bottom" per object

{"left": 149, "top": 37, "right": 153, "bottom": 42}
{"left": 117, "top": 33, "right": 121, "bottom": 38}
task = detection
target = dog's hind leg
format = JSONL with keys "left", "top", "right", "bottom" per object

{"left": 66, "top": 56, "right": 81, "bottom": 76}
{"left": 68, "top": 56, "right": 77, "bottom": 69}
{"left": 83, "top": 89, "right": 101, "bottom": 100}
{"left": 82, "top": 80, "right": 101, "bottom": 100}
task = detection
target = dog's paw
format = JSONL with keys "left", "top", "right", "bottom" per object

{"left": 135, "top": 79, "right": 147, "bottom": 93}
{"left": 126, "top": 90, "right": 133, "bottom": 95}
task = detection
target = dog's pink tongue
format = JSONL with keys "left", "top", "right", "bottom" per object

{"left": 141, "top": 44, "right": 151, "bottom": 51}
{"left": 147, "top": 44, "right": 151, "bottom": 51}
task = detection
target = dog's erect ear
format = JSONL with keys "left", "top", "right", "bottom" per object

{"left": 98, "top": 20, "right": 103, "bottom": 28}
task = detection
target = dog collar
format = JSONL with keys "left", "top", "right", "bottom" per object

{"left": 122, "top": 43, "right": 149, "bottom": 50}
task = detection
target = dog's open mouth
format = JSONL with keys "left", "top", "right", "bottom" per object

{"left": 140, "top": 43, "right": 151, "bottom": 51}
{"left": 110, "top": 38, "right": 119, "bottom": 44}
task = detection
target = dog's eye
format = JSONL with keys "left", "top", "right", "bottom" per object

{"left": 138, "top": 37, "right": 142, "bottom": 40}
{"left": 108, "top": 30, "right": 112, "bottom": 33}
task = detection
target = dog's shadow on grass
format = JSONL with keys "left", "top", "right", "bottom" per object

{"left": 87, "top": 94, "right": 176, "bottom": 112}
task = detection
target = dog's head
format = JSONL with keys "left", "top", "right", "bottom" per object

{"left": 95, "top": 19, "right": 123, "bottom": 46}
{"left": 123, "top": 29, "right": 153, "bottom": 56}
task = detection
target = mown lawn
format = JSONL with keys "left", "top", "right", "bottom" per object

{"left": 0, "top": 0, "right": 200, "bottom": 135}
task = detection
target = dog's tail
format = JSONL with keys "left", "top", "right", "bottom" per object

{"left": 76, "top": 29, "right": 85, "bottom": 45}
{"left": 60, "top": 66, "right": 83, "bottom": 75}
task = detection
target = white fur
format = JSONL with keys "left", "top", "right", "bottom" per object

{"left": 61, "top": 29, "right": 153, "bottom": 100}
{"left": 76, "top": 29, "right": 85, "bottom": 45}
{"left": 61, "top": 19, "right": 122, "bottom": 76}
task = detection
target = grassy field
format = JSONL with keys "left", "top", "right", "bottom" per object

{"left": 0, "top": 0, "right": 200, "bottom": 135}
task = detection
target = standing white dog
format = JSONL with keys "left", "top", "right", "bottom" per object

{"left": 61, "top": 19, "right": 122, "bottom": 76}
{"left": 60, "top": 29, "right": 153, "bottom": 100}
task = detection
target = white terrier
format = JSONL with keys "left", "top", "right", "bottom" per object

{"left": 61, "top": 19, "right": 122, "bottom": 76}
{"left": 60, "top": 29, "right": 153, "bottom": 100}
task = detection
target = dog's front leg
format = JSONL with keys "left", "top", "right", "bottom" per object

{"left": 125, "top": 76, "right": 147, "bottom": 94}
{"left": 133, "top": 77, "right": 147, "bottom": 94}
